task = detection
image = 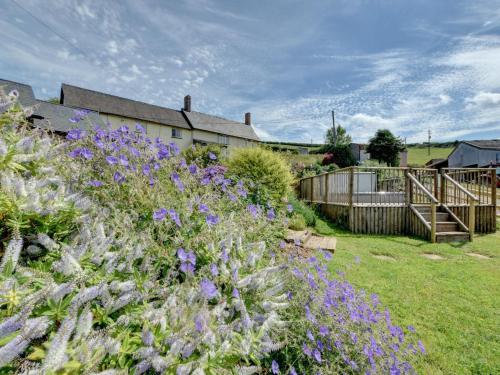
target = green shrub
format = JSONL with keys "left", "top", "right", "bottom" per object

{"left": 317, "top": 144, "right": 355, "bottom": 168}
{"left": 288, "top": 213, "right": 306, "bottom": 230}
{"left": 228, "top": 147, "right": 293, "bottom": 205}
{"left": 182, "top": 143, "right": 223, "bottom": 167}
{"left": 288, "top": 194, "right": 316, "bottom": 227}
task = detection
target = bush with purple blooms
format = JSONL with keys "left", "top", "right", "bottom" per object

{"left": 0, "top": 97, "right": 424, "bottom": 374}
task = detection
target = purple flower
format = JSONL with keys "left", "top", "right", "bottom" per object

{"left": 180, "top": 262, "right": 195, "bottom": 274}
{"left": 322, "top": 250, "right": 333, "bottom": 260}
{"left": 319, "top": 326, "right": 329, "bottom": 336}
{"left": 287, "top": 204, "right": 294, "bottom": 213}
{"left": 271, "top": 360, "right": 279, "bottom": 374}
{"left": 313, "top": 349, "right": 322, "bottom": 363}
{"left": 119, "top": 154, "right": 129, "bottom": 166}
{"left": 290, "top": 367, "right": 297, "bottom": 375}
{"left": 142, "top": 164, "right": 151, "bottom": 176}
{"left": 418, "top": 340, "right": 426, "bottom": 354}
{"left": 106, "top": 155, "right": 118, "bottom": 165}
{"left": 170, "top": 172, "right": 185, "bottom": 192}
{"left": 135, "top": 123, "right": 146, "bottom": 133}
{"left": 247, "top": 204, "right": 259, "bottom": 218}
{"left": 206, "top": 214, "right": 219, "bottom": 226}
{"left": 80, "top": 148, "right": 93, "bottom": 159}
{"left": 68, "top": 148, "right": 82, "bottom": 158}
{"left": 66, "top": 128, "right": 85, "bottom": 140}
{"left": 232, "top": 288, "right": 240, "bottom": 299}
{"left": 118, "top": 125, "right": 129, "bottom": 133}
{"left": 303, "top": 343, "right": 312, "bottom": 357}
{"left": 177, "top": 248, "right": 196, "bottom": 266}
{"left": 210, "top": 263, "right": 219, "bottom": 276}
{"left": 199, "top": 204, "right": 209, "bottom": 213}
{"left": 168, "top": 209, "right": 182, "bottom": 227}
{"left": 129, "top": 147, "right": 141, "bottom": 157}
{"left": 194, "top": 315, "right": 204, "bottom": 332}
{"left": 407, "top": 325, "right": 416, "bottom": 333}
{"left": 188, "top": 164, "right": 197, "bottom": 174}
{"left": 208, "top": 152, "right": 217, "bottom": 160}
{"left": 169, "top": 142, "right": 180, "bottom": 156}
{"left": 279, "top": 241, "right": 286, "bottom": 249}
{"left": 267, "top": 208, "right": 276, "bottom": 221}
{"left": 113, "top": 171, "right": 125, "bottom": 184}
{"left": 200, "top": 279, "right": 217, "bottom": 299}
{"left": 307, "top": 330, "right": 314, "bottom": 341}
{"left": 88, "top": 180, "right": 103, "bottom": 187}
{"left": 153, "top": 208, "right": 167, "bottom": 221}
{"left": 157, "top": 145, "right": 170, "bottom": 160}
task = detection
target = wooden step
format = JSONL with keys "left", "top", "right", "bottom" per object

{"left": 435, "top": 231, "right": 470, "bottom": 243}
{"left": 421, "top": 212, "right": 449, "bottom": 221}
{"left": 433, "top": 222, "right": 459, "bottom": 232}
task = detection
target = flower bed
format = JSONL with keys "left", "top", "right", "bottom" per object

{"left": 0, "top": 101, "right": 424, "bottom": 374}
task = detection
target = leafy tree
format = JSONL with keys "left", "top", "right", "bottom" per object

{"left": 319, "top": 144, "right": 355, "bottom": 168}
{"left": 47, "top": 97, "right": 60, "bottom": 104}
{"left": 366, "top": 129, "right": 406, "bottom": 166}
{"left": 325, "top": 125, "right": 352, "bottom": 146}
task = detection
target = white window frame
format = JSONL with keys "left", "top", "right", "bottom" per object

{"left": 218, "top": 134, "right": 229, "bottom": 145}
{"left": 172, "top": 128, "right": 182, "bottom": 139}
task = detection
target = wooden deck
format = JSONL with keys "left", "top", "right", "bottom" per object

{"left": 299, "top": 167, "right": 497, "bottom": 242}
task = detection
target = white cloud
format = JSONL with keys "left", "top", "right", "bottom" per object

{"left": 467, "top": 91, "right": 500, "bottom": 107}
{"left": 439, "top": 94, "right": 452, "bottom": 105}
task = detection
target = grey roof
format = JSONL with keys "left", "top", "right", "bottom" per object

{"left": 463, "top": 140, "right": 500, "bottom": 150}
{"left": 0, "top": 78, "right": 37, "bottom": 106}
{"left": 32, "top": 100, "right": 104, "bottom": 133}
{"left": 61, "top": 83, "right": 191, "bottom": 130}
{"left": 1, "top": 78, "right": 104, "bottom": 132}
{"left": 183, "top": 110, "right": 260, "bottom": 141}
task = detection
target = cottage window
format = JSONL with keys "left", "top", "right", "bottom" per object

{"left": 172, "top": 128, "right": 182, "bottom": 139}
{"left": 218, "top": 134, "right": 229, "bottom": 145}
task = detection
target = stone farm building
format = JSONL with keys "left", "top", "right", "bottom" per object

{"left": 1, "top": 78, "right": 260, "bottom": 154}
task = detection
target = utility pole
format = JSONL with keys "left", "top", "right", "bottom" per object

{"left": 428, "top": 129, "right": 431, "bottom": 156}
{"left": 331, "top": 110, "right": 337, "bottom": 145}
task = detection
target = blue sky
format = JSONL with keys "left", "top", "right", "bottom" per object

{"left": 1, "top": 0, "right": 500, "bottom": 143}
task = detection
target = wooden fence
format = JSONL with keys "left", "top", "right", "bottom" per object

{"left": 299, "top": 166, "right": 497, "bottom": 240}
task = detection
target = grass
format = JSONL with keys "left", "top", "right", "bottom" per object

{"left": 407, "top": 147, "right": 453, "bottom": 166}
{"left": 314, "top": 216, "right": 499, "bottom": 374}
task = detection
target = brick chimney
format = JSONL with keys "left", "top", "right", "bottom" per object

{"left": 244, "top": 112, "right": 251, "bottom": 125}
{"left": 184, "top": 95, "right": 191, "bottom": 112}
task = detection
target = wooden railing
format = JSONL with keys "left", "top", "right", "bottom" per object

{"left": 441, "top": 171, "right": 480, "bottom": 240}
{"left": 441, "top": 168, "right": 497, "bottom": 206}
{"left": 299, "top": 167, "right": 438, "bottom": 206}
{"left": 407, "top": 172, "right": 439, "bottom": 242}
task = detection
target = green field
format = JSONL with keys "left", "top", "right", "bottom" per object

{"left": 314, "top": 217, "right": 499, "bottom": 374}
{"left": 407, "top": 147, "right": 453, "bottom": 166}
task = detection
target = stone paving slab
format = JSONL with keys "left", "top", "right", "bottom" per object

{"left": 304, "top": 235, "right": 336, "bottom": 251}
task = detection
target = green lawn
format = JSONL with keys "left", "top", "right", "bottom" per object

{"left": 314, "top": 217, "right": 499, "bottom": 374}
{"left": 407, "top": 147, "right": 453, "bottom": 166}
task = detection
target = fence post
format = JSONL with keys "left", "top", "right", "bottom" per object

{"left": 430, "top": 201, "right": 436, "bottom": 243}
{"left": 324, "top": 173, "right": 329, "bottom": 203}
{"left": 491, "top": 169, "right": 497, "bottom": 207}
{"left": 469, "top": 199, "right": 475, "bottom": 241}
{"left": 433, "top": 169, "right": 439, "bottom": 200}
{"left": 440, "top": 171, "right": 446, "bottom": 205}
{"left": 348, "top": 167, "right": 354, "bottom": 230}
{"left": 310, "top": 177, "right": 314, "bottom": 202}
{"left": 405, "top": 172, "right": 410, "bottom": 205}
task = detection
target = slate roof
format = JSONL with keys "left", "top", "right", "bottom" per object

{"left": 183, "top": 110, "right": 260, "bottom": 141}
{"left": 463, "top": 140, "right": 500, "bottom": 150}
{"left": 32, "top": 100, "right": 104, "bottom": 133}
{"left": 1, "top": 78, "right": 103, "bottom": 132}
{"left": 61, "top": 84, "right": 191, "bottom": 130}
{"left": 0, "top": 78, "right": 37, "bottom": 106}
